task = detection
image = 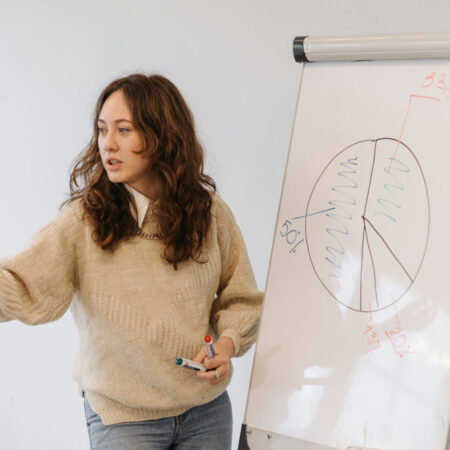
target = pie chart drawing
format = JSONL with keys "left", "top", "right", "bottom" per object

{"left": 305, "top": 138, "right": 430, "bottom": 313}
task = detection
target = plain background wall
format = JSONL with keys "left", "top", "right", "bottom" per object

{"left": 0, "top": 1, "right": 449, "bottom": 449}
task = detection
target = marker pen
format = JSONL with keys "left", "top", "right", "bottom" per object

{"left": 203, "top": 335, "right": 215, "bottom": 358}
{"left": 175, "top": 357, "right": 206, "bottom": 372}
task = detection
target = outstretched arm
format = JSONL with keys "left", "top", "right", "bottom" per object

{"left": 0, "top": 200, "right": 81, "bottom": 325}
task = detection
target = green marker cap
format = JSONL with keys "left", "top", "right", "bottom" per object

{"left": 175, "top": 357, "right": 183, "bottom": 366}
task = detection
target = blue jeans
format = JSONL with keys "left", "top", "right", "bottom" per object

{"left": 83, "top": 391, "right": 232, "bottom": 450}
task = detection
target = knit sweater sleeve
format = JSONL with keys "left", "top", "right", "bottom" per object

{"left": 210, "top": 195, "right": 263, "bottom": 357}
{"left": 0, "top": 200, "right": 81, "bottom": 325}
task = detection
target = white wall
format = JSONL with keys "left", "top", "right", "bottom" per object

{"left": 0, "top": 1, "right": 449, "bottom": 449}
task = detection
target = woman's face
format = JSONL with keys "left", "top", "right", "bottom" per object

{"left": 98, "top": 89, "right": 153, "bottom": 196}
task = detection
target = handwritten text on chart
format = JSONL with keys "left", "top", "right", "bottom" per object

{"left": 280, "top": 207, "right": 335, "bottom": 254}
{"left": 364, "top": 304, "right": 414, "bottom": 357}
{"left": 421, "top": 71, "right": 450, "bottom": 99}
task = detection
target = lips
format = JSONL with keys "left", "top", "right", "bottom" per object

{"left": 106, "top": 157, "right": 123, "bottom": 166}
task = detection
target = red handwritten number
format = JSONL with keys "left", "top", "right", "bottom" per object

{"left": 383, "top": 309, "right": 415, "bottom": 358}
{"left": 420, "top": 71, "right": 450, "bottom": 100}
{"left": 363, "top": 303, "right": 413, "bottom": 357}
{"left": 421, "top": 72, "right": 436, "bottom": 88}
{"left": 436, "top": 74, "right": 447, "bottom": 96}
{"left": 364, "top": 324, "right": 381, "bottom": 352}
{"left": 367, "top": 332, "right": 379, "bottom": 346}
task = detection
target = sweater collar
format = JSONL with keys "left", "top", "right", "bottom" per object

{"left": 123, "top": 184, "right": 151, "bottom": 228}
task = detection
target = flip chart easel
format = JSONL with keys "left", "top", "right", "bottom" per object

{"left": 240, "top": 32, "right": 450, "bottom": 450}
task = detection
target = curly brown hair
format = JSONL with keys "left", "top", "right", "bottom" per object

{"left": 63, "top": 73, "right": 216, "bottom": 269}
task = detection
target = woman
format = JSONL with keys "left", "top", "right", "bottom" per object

{"left": 0, "top": 73, "right": 262, "bottom": 449}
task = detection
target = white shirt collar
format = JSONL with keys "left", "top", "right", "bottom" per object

{"left": 124, "top": 184, "right": 151, "bottom": 228}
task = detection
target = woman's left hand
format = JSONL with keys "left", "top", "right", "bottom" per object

{"left": 193, "top": 336, "right": 235, "bottom": 385}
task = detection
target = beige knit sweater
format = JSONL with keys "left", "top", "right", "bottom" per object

{"left": 0, "top": 193, "right": 262, "bottom": 425}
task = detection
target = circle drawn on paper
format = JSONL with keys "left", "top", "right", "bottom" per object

{"left": 305, "top": 138, "right": 430, "bottom": 313}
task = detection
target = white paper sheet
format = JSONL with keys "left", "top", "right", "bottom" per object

{"left": 245, "top": 60, "right": 450, "bottom": 450}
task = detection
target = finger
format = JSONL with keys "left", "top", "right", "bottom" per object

{"left": 197, "top": 363, "right": 229, "bottom": 384}
{"left": 192, "top": 347, "right": 207, "bottom": 363}
{"left": 197, "top": 367, "right": 219, "bottom": 381}
{"left": 208, "top": 367, "right": 228, "bottom": 385}
{"left": 197, "top": 372, "right": 223, "bottom": 385}
{"left": 203, "top": 354, "right": 228, "bottom": 370}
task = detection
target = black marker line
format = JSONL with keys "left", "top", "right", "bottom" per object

{"left": 359, "top": 141, "right": 378, "bottom": 311}
{"left": 360, "top": 224, "right": 365, "bottom": 311}
{"left": 363, "top": 216, "right": 413, "bottom": 283}
{"left": 365, "top": 225, "right": 379, "bottom": 309}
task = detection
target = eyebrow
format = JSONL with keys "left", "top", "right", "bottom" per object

{"left": 97, "top": 118, "right": 133, "bottom": 124}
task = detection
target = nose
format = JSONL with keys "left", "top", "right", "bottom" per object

{"left": 102, "top": 129, "right": 119, "bottom": 152}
